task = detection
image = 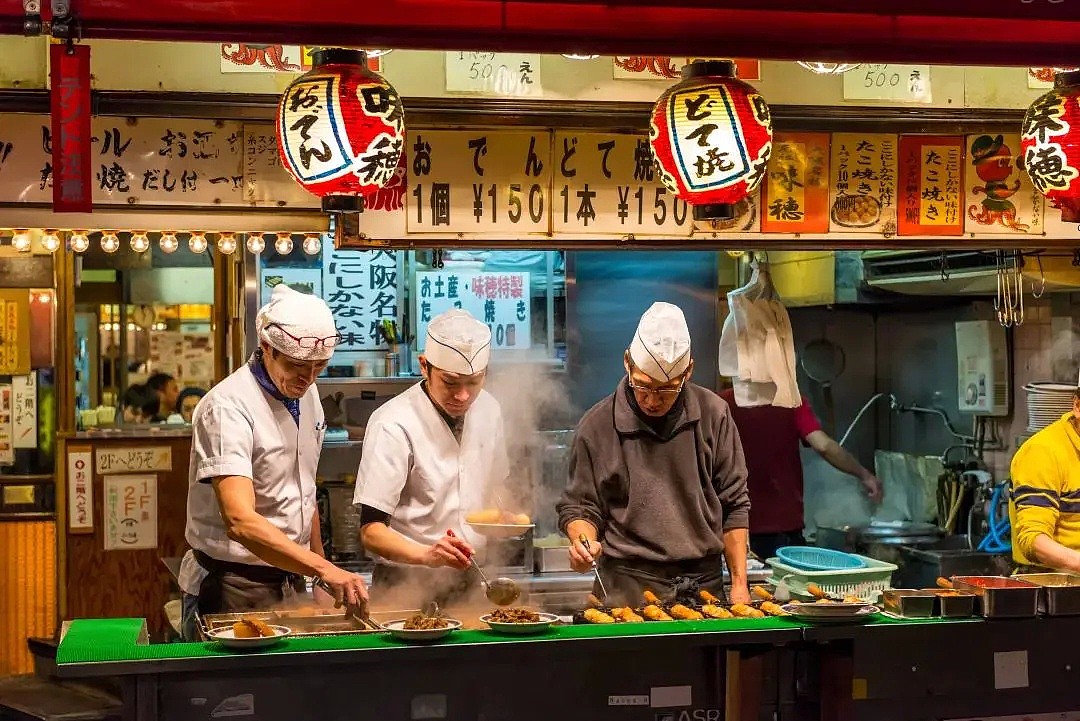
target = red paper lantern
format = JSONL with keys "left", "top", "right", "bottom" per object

{"left": 1020, "top": 69, "right": 1080, "bottom": 223}
{"left": 649, "top": 60, "right": 773, "bottom": 222}
{"left": 277, "top": 48, "right": 405, "bottom": 214}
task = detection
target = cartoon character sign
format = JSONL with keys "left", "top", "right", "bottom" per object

{"left": 967, "top": 134, "right": 1030, "bottom": 232}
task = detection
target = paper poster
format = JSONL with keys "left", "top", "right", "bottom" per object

{"left": 0, "top": 289, "right": 31, "bottom": 375}
{"left": 321, "top": 243, "right": 400, "bottom": 363}
{"left": 828, "top": 133, "right": 898, "bottom": 234}
{"left": 96, "top": 446, "right": 172, "bottom": 474}
{"left": 67, "top": 446, "right": 94, "bottom": 533}
{"left": 415, "top": 271, "right": 531, "bottom": 351}
{"left": 843, "top": 64, "right": 931, "bottom": 103}
{"left": 964, "top": 133, "right": 1045, "bottom": 235}
{"left": 104, "top": 474, "right": 158, "bottom": 551}
{"left": 445, "top": 52, "right": 541, "bottom": 97}
{"left": 898, "top": 135, "right": 965, "bottom": 236}
{"left": 0, "top": 384, "right": 11, "bottom": 465}
{"left": 11, "top": 373, "right": 37, "bottom": 450}
{"left": 761, "top": 132, "right": 831, "bottom": 234}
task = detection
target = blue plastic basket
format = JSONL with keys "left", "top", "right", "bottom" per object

{"left": 775, "top": 546, "right": 866, "bottom": 572}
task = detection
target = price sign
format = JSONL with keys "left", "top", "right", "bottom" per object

{"left": 445, "top": 52, "right": 542, "bottom": 97}
{"left": 843, "top": 64, "right": 932, "bottom": 104}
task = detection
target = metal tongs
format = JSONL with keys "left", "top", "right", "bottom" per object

{"left": 312, "top": 576, "right": 378, "bottom": 630}
{"left": 579, "top": 534, "right": 608, "bottom": 600}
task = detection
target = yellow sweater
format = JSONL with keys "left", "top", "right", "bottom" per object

{"left": 1010, "top": 413, "right": 1080, "bottom": 566}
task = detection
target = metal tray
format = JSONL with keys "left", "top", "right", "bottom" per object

{"left": 923, "top": 589, "right": 976, "bottom": 618}
{"left": 199, "top": 609, "right": 408, "bottom": 640}
{"left": 950, "top": 576, "right": 1040, "bottom": 618}
{"left": 1013, "top": 573, "right": 1080, "bottom": 616}
{"left": 882, "top": 589, "right": 936, "bottom": 618}
{"left": 534, "top": 545, "right": 572, "bottom": 573}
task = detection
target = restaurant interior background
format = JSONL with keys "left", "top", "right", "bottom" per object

{"left": 0, "top": 36, "right": 1079, "bottom": 677}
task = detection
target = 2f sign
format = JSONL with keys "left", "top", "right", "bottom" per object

{"left": 843, "top": 64, "right": 932, "bottom": 104}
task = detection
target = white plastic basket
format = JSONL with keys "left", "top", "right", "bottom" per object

{"left": 766, "top": 553, "right": 897, "bottom": 601}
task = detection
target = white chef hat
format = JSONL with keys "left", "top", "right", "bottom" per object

{"left": 423, "top": 309, "right": 491, "bottom": 375}
{"left": 255, "top": 284, "right": 338, "bottom": 361}
{"left": 629, "top": 302, "right": 692, "bottom": 381}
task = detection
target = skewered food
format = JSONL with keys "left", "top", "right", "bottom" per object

{"left": 488, "top": 607, "right": 541, "bottom": 623}
{"left": 643, "top": 604, "right": 673, "bottom": 621}
{"left": 699, "top": 589, "right": 721, "bottom": 605}
{"left": 730, "top": 603, "right": 765, "bottom": 619}
{"left": 752, "top": 586, "right": 774, "bottom": 601}
{"left": 583, "top": 608, "right": 616, "bottom": 624}
{"left": 702, "top": 604, "right": 734, "bottom": 619}
{"left": 612, "top": 607, "right": 644, "bottom": 623}
{"left": 404, "top": 613, "right": 450, "bottom": 630}
{"left": 232, "top": 618, "right": 275, "bottom": 638}
{"left": 643, "top": 589, "right": 663, "bottom": 606}
{"left": 586, "top": 594, "right": 605, "bottom": 608}
{"left": 670, "top": 603, "right": 704, "bottom": 620}
{"left": 759, "top": 602, "right": 789, "bottom": 616}
{"left": 842, "top": 595, "right": 865, "bottom": 604}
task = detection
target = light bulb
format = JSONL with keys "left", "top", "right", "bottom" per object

{"left": 562, "top": 54, "right": 600, "bottom": 60}
{"left": 70, "top": 231, "right": 90, "bottom": 253}
{"left": 130, "top": 231, "right": 150, "bottom": 253}
{"left": 302, "top": 234, "right": 322, "bottom": 255}
{"left": 274, "top": 233, "right": 294, "bottom": 255}
{"left": 217, "top": 233, "right": 237, "bottom": 255}
{"left": 159, "top": 232, "right": 179, "bottom": 254}
{"left": 797, "top": 61, "right": 861, "bottom": 75}
{"left": 189, "top": 232, "right": 208, "bottom": 254}
{"left": 42, "top": 230, "right": 61, "bottom": 253}
{"left": 246, "top": 233, "right": 266, "bottom": 254}
{"left": 11, "top": 229, "right": 31, "bottom": 252}
{"left": 101, "top": 231, "right": 120, "bottom": 254}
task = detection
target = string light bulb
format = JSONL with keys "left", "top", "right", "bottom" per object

{"left": 796, "top": 61, "right": 860, "bottom": 75}
{"left": 101, "top": 231, "right": 120, "bottom": 254}
{"left": 41, "top": 229, "right": 61, "bottom": 253}
{"left": 130, "top": 230, "right": 150, "bottom": 253}
{"left": 159, "top": 232, "right": 179, "bottom": 254}
{"left": 188, "top": 231, "right": 208, "bottom": 254}
{"left": 217, "top": 232, "right": 237, "bottom": 255}
{"left": 246, "top": 232, "right": 265, "bottom": 254}
{"left": 11, "top": 229, "right": 31, "bottom": 252}
{"left": 274, "top": 233, "right": 294, "bottom": 255}
{"left": 302, "top": 233, "right": 322, "bottom": 255}
{"left": 70, "top": 231, "right": 90, "bottom": 253}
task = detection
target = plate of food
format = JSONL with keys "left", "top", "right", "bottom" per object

{"left": 206, "top": 619, "right": 292, "bottom": 649}
{"left": 465, "top": 509, "right": 535, "bottom": 538}
{"left": 381, "top": 614, "right": 463, "bottom": 642}
{"left": 830, "top": 193, "right": 882, "bottom": 228}
{"left": 781, "top": 602, "right": 880, "bottom": 624}
{"left": 480, "top": 607, "right": 560, "bottom": 634}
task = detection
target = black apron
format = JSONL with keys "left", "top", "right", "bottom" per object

{"left": 595, "top": 555, "right": 727, "bottom": 607}
{"left": 193, "top": 550, "right": 306, "bottom": 619}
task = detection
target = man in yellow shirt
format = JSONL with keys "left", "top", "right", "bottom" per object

{"left": 1010, "top": 383, "right": 1080, "bottom": 571}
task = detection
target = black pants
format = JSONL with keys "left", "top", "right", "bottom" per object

{"left": 193, "top": 551, "right": 306, "bottom": 617}
{"left": 596, "top": 556, "right": 727, "bottom": 607}
{"left": 749, "top": 530, "right": 807, "bottom": 562}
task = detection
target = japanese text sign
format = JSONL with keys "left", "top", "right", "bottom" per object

{"left": 0, "top": 385, "right": 10, "bottom": 466}
{"left": 445, "top": 52, "right": 542, "bottom": 97}
{"left": 828, "top": 133, "right": 898, "bottom": 234}
{"left": 0, "top": 290, "right": 31, "bottom": 376}
{"left": 761, "top": 132, "right": 831, "bottom": 234}
{"left": 67, "top": 446, "right": 93, "bottom": 533}
{"left": 321, "top": 243, "right": 400, "bottom": 361}
{"left": 104, "top": 475, "right": 158, "bottom": 551}
{"left": 898, "top": 135, "right": 965, "bottom": 236}
{"left": 95, "top": 446, "right": 172, "bottom": 474}
{"left": 415, "top": 271, "right": 531, "bottom": 352}
{"left": 12, "top": 373, "right": 37, "bottom": 450}
{"left": 49, "top": 43, "right": 92, "bottom": 213}
{"left": 843, "top": 64, "right": 932, "bottom": 104}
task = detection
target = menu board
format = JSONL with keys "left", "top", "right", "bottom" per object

{"left": 0, "top": 290, "right": 30, "bottom": 375}
{"left": 828, "top": 133, "right": 898, "bottom": 234}
{"left": 321, "top": 243, "right": 400, "bottom": 362}
{"left": 104, "top": 475, "right": 158, "bottom": 551}
{"left": 407, "top": 130, "right": 552, "bottom": 235}
{"left": 553, "top": 132, "right": 691, "bottom": 236}
{"left": 898, "top": 135, "right": 965, "bottom": 236}
{"left": 761, "top": 132, "right": 831, "bottom": 234}
{"left": 963, "top": 133, "right": 1045, "bottom": 236}
{"left": 415, "top": 271, "right": 531, "bottom": 351}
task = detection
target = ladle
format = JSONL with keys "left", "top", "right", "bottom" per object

{"left": 447, "top": 529, "right": 520, "bottom": 605}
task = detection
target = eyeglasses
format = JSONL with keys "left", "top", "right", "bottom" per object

{"left": 266, "top": 324, "right": 341, "bottom": 350}
{"left": 627, "top": 371, "right": 685, "bottom": 397}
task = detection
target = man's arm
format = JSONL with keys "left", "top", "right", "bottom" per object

{"left": 713, "top": 406, "right": 751, "bottom": 603}
{"left": 1012, "top": 441, "right": 1074, "bottom": 570}
{"left": 805, "top": 430, "right": 883, "bottom": 503}
{"left": 1031, "top": 534, "right": 1080, "bottom": 572}
{"left": 556, "top": 434, "right": 607, "bottom": 573}
{"left": 310, "top": 509, "right": 325, "bottom": 557}
{"left": 359, "top": 520, "right": 472, "bottom": 569}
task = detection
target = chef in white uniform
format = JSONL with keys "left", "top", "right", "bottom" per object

{"left": 355, "top": 309, "right": 510, "bottom": 605}
{"left": 179, "top": 285, "right": 368, "bottom": 640}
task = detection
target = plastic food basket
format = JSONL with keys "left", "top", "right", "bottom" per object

{"left": 776, "top": 546, "right": 866, "bottom": 571}
{"left": 766, "top": 553, "right": 897, "bottom": 602}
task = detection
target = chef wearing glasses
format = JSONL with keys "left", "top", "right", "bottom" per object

{"left": 556, "top": 302, "right": 752, "bottom": 606}
{"left": 178, "top": 285, "right": 368, "bottom": 639}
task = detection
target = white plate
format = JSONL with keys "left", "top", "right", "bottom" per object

{"left": 381, "top": 618, "right": 462, "bottom": 641}
{"left": 466, "top": 522, "right": 535, "bottom": 539}
{"left": 206, "top": 625, "right": 292, "bottom": 649}
{"left": 480, "top": 612, "right": 559, "bottom": 634}
{"left": 781, "top": 604, "right": 880, "bottom": 624}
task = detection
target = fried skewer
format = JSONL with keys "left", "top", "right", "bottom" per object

{"left": 611, "top": 607, "right": 645, "bottom": 623}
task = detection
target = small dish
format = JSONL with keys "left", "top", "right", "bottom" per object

{"left": 479, "top": 612, "right": 559, "bottom": 634}
{"left": 206, "top": 625, "right": 292, "bottom": 649}
{"left": 381, "top": 618, "right": 462, "bottom": 642}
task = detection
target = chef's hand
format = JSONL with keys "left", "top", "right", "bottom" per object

{"left": 318, "top": 565, "right": 370, "bottom": 609}
{"left": 312, "top": 582, "right": 337, "bottom": 608}
{"left": 727, "top": 584, "right": 751, "bottom": 605}
{"left": 569, "top": 537, "right": 602, "bottom": 574}
{"left": 860, "top": 474, "right": 884, "bottom": 504}
{"left": 423, "top": 533, "right": 474, "bottom": 570}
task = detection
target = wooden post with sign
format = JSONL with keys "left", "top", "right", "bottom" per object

{"left": 49, "top": 42, "right": 93, "bottom": 213}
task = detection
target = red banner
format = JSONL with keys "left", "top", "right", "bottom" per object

{"left": 49, "top": 43, "right": 93, "bottom": 213}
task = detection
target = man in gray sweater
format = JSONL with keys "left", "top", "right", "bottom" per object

{"left": 557, "top": 302, "right": 752, "bottom": 606}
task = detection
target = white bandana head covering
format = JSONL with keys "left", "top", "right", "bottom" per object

{"left": 255, "top": 284, "right": 337, "bottom": 361}
{"left": 423, "top": 309, "right": 491, "bottom": 375}
{"left": 629, "top": 302, "right": 692, "bottom": 381}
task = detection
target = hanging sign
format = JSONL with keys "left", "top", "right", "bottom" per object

{"left": 11, "top": 373, "right": 37, "bottom": 450}
{"left": 104, "top": 475, "right": 158, "bottom": 551}
{"left": 843, "top": 64, "right": 932, "bottom": 103}
{"left": 445, "top": 52, "right": 542, "bottom": 97}
{"left": 67, "top": 446, "right": 94, "bottom": 533}
{"left": 828, "top": 133, "right": 898, "bottom": 234}
{"left": 964, "top": 133, "right": 1044, "bottom": 235}
{"left": 0, "top": 290, "right": 31, "bottom": 376}
{"left": 0, "top": 384, "right": 11, "bottom": 466}
{"left": 553, "top": 132, "right": 691, "bottom": 236}
{"left": 407, "top": 130, "right": 552, "bottom": 235}
{"left": 95, "top": 446, "right": 172, "bottom": 474}
{"left": 761, "top": 132, "right": 831, "bottom": 234}
{"left": 898, "top": 135, "right": 965, "bottom": 236}
{"left": 321, "top": 243, "right": 399, "bottom": 361}
{"left": 415, "top": 271, "right": 531, "bottom": 351}
{"left": 49, "top": 43, "right": 93, "bottom": 213}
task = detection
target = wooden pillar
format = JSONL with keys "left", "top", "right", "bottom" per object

{"left": 725, "top": 647, "right": 767, "bottom": 721}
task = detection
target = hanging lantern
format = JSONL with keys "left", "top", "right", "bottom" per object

{"left": 649, "top": 60, "right": 773, "bottom": 221}
{"left": 1021, "top": 69, "right": 1080, "bottom": 223}
{"left": 277, "top": 48, "right": 405, "bottom": 216}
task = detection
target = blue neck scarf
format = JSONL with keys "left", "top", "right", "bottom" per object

{"left": 250, "top": 350, "right": 300, "bottom": 426}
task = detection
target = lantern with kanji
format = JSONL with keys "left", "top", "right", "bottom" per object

{"left": 649, "top": 60, "right": 773, "bottom": 222}
{"left": 277, "top": 48, "right": 404, "bottom": 214}
{"left": 1020, "top": 69, "right": 1080, "bottom": 223}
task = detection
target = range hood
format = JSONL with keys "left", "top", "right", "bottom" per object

{"left": 862, "top": 250, "right": 1080, "bottom": 296}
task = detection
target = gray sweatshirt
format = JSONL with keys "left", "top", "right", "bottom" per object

{"left": 556, "top": 380, "right": 750, "bottom": 563}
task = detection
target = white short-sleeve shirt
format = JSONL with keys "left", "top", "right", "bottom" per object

{"left": 353, "top": 383, "right": 510, "bottom": 562}
{"left": 178, "top": 362, "right": 324, "bottom": 594}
